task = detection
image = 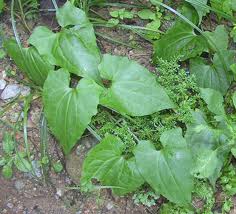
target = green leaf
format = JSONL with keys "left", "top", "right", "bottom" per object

{"left": 137, "top": 9, "right": 156, "bottom": 20}
{"left": 200, "top": 88, "right": 225, "bottom": 116}
{"left": 185, "top": 110, "right": 229, "bottom": 184}
{"left": 0, "top": 49, "right": 6, "bottom": 59}
{"left": 191, "top": 149, "right": 221, "bottom": 179}
{"left": 2, "top": 132, "right": 15, "bottom": 154}
{"left": 52, "top": 161, "right": 63, "bottom": 173}
{"left": 56, "top": 1, "right": 89, "bottom": 28}
{"left": 43, "top": 69, "right": 102, "bottom": 154}
{"left": 52, "top": 28, "right": 101, "bottom": 82}
{"left": 2, "top": 164, "right": 13, "bottom": 179}
{"left": 4, "top": 39, "right": 53, "bottom": 86}
{"left": 185, "top": 0, "right": 209, "bottom": 24}
{"left": 99, "top": 54, "right": 174, "bottom": 116}
{"left": 210, "top": 0, "right": 236, "bottom": 16}
{"left": 110, "top": 9, "right": 134, "bottom": 20}
{"left": 28, "top": 26, "right": 58, "bottom": 65}
{"left": 232, "top": 92, "right": 236, "bottom": 109}
{"left": 29, "top": 27, "right": 101, "bottom": 82}
{"left": 204, "top": 25, "right": 228, "bottom": 52}
{"left": 134, "top": 128, "right": 194, "bottom": 205}
{"left": 81, "top": 134, "right": 144, "bottom": 195}
{"left": 153, "top": 5, "right": 207, "bottom": 61}
{"left": 14, "top": 156, "right": 32, "bottom": 172}
{"left": 0, "top": 0, "right": 4, "bottom": 13}
{"left": 190, "top": 54, "right": 233, "bottom": 95}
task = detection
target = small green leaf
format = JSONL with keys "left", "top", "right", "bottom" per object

{"left": 110, "top": 9, "right": 134, "bottom": 20}
{"left": 2, "top": 164, "right": 13, "bottom": 179}
{"left": 99, "top": 54, "right": 174, "bottom": 116}
{"left": 137, "top": 9, "right": 156, "bottom": 20}
{"left": 56, "top": 1, "right": 89, "bottom": 27}
{"left": 43, "top": 69, "right": 103, "bottom": 154}
{"left": 81, "top": 135, "right": 144, "bottom": 195}
{"left": 146, "top": 19, "right": 161, "bottom": 31}
{"left": 134, "top": 128, "right": 194, "bottom": 205}
{"left": 106, "top": 18, "right": 119, "bottom": 27}
{"left": 4, "top": 39, "right": 53, "bottom": 86}
{"left": 200, "top": 88, "right": 225, "bottom": 116}
{"left": 14, "top": 156, "right": 32, "bottom": 172}
{"left": 53, "top": 161, "right": 63, "bottom": 173}
{"left": 2, "top": 132, "right": 15, "bottom": 154}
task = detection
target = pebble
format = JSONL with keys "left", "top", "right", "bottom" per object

{"left": 14, "top": 180, "right": 25, "bottom": 191}
{"left": 106, "top": 202, "right": 114, "bottom": 210}
{"left": 0, "top": 84, "right": 21, "bottom": 100}
{"left": 0, "top": 79, "right": 6, "bottom": 90}
{"left": 56, "top": 188, "right": 63, "bottom": 197}
{"left": 6, "top": 202, "right": 14, "bottom": 209}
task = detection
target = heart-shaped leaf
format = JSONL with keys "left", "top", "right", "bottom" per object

{"left": 43, "top": 69, "right": 102, "bottom": 154}
{"left": 134, "top": 128, "right": 194, "bottom": 205}
{"left": 153, "top": 4, "right": 207, "bottom": 61}
{"left": 200, "top": 88, "right": 225, "bottom": 116}
{"left": 99, "top": 54, "right": 174, "bottom": 116}
{"left": 190, "top": 51, "right": 234, "bottom": 95}
{"left": 4, "top": 39, "right": 53, "bottom": 86}
{"left": 81, "top": 134, "right": 144, "bottom": 195}
{"left": 56, "top": 1, "right": 90, "bottom": 27}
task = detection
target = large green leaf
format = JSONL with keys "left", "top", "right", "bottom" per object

{"left": 29, "top": 27, "right": 101, "bottom": 82}
{"left": 185, "top": 0, "right": 209, "bottom": 24}
{"left": 43, "top": 69, "right": 102, "bottom": 154}
{"left": 53, "top": 28, "right": 101, "bottom": 82}
{"left": 190, "top": 53, "right": 234, "bottom": 95}
{"left": 153, "top": 5, "right": 207, "bottom": 61}
{"left": 56, "top": 1, "right": 89, "bottom": 28}
{"left": 210, "top": 0, "right": 236, "bottom": 16}
{"left": 134, "top": 128, "right": 194, "bottom": 205}
{"left": 4, "top": 39, "right": 53, "bottom": 86}
{"left": 200, "top": 88, "right": 225, "bottom": 116}
{"left": 28, "top": 26, "right": 58, "bottom": 65}
{"left": 28, "top": 3, "right": 101, "bottom": 82}
{"left": 191, "top": 149, "right": 222, "bottom": 180}
{"left": 185, "top": 110, "right": 229, "bottom": 184}
{"left": 81, "top": 134, "right": 144, "bottom": 195}
{"left": 204, "top": 25, "right": 228, "bottom": 52}
{"left": 99, "top": 54, "right": 174, "bottom": 116}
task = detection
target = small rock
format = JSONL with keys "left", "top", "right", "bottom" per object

{"left": 1, "top": 84, "right": 21, "bottom": 100}
{"left": 0, "top": 79, "right": 6, "bottom": 90}
{"left": 56, "top": 188, "right": 63, "bottom": 197}
{"left": 75, "top": 211, "right": 82, "bottom": 214}
{"left": 14, "top": 180, "right": 25, "bottom": 191}
{"left": 106, "top": 202, "right": 114, "bottom": 210}
{"left": 20, "top": 86, "right": 31, "bottom": 97}
{"left": 6, "top": 202, "right": 14, "bottom": 209}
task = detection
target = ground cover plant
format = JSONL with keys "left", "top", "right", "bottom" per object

{"left": 0, "top": 0, "right": 236, "bottom": 213}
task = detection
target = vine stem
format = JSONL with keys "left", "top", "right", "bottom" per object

{"left": 51, "top": 0, "right": 58, "bottom": 10}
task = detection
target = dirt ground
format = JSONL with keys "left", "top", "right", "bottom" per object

{"left": 0, "top": 2, "right": 159, "bottom": 214}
